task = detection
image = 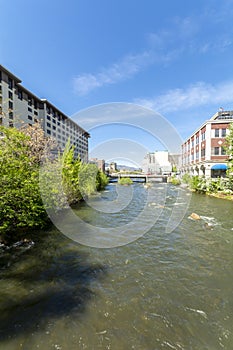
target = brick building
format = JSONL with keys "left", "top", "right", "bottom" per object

{"left": 181, "top": 110, "right": 233, "bottom": 178}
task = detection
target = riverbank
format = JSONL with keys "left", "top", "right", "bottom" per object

{"left": 207, "top": 191, "right": 233, "bottom": 201}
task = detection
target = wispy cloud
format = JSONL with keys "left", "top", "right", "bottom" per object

{"left": 73, "top": 5, "right": 233, "bottom": 96}
{"left": 135, "top": 80, "right": 233, "bottom": 113}
{"left": 73, "top": 51, "right": 153, "bottom": 95}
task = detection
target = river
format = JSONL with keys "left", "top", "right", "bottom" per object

{"left": 0, "top": 183, "right": 232, "bottom": 350}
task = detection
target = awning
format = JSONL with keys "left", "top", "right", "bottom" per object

{"left": 211, "top": 164, "right": 228, "bottom": 170}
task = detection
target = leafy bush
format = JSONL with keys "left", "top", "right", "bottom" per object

{"left": 0, "top": 127, "right": 47, "bottom": 236}
{"left": 169, "top": 176, "right": 181, "bottom": 185}
{"left": 0, "top": 127, "right": 109, "bottom": 238}
{"left": 182, "top": 173, "right": 191, "bottom": 184}
{"left": 118, "top": 177, "right": 133, "bottom": 185}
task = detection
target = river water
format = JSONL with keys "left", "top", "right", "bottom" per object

{"left": 0, "top": 183, "right": 232, "bottom": 350}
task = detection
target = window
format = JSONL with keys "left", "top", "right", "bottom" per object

{"left": 9, "top": 121, "right": 14, "bottom": 127}
{"left": 221, "top": 147, "right": 226, "bottom": 155}
{"left": 201, "top": 149, "right": 205, "bottom": 157}
{"left": 191, "top": 139, "right": 194, "bottom": 148}
{"left": 8, "top": 77, "right": 13, "bottom": 89}
{"left": 47, "top": 122, "right": 51, "bottom": 128}
{"left": 201, "top": 132, "right": 205, "bottom": 140}
{"left": 28, "top": 97, "right": 32, "bottom": 106}
{"left": 52, "top": 119, "right": 56, "bottom": 124}
{"left": 52, "top": 125, "right": 56, "bottom": 130}
{"left": 215, "top": 129, "right": 219, "bottom": 137}
{"left": 28, "top": 115, "right": 32, "bottom": 120}
{"left": 47, "top": 129, "right": 51, "bottom": 135}
{"left": 47, "top": 115, "right": 51, "bottom": 120}
{"left": 18, "top": 90, "right": 23, "bottom": 100}
{"left": 222, "top": 128, "right": 226, "bottom": 137}
{"left": 34, "top": 101, "right": 37, "bottom": 109}
{"left": 34, "top": 111, "right": 38, "bottom": 116}
{"left": 28, "top": 107, "right": 32, "bottom": 112}
{"left": 196, "top": 136, "right": 199, "bottom": 144}
{"left": 214, "top": 147, "right": 219, "bottom": 155}
{"left": 196, "top": 151, "right": 199, "bottom": 160}
{"left": 9, "top": 101, "right": 13, "bottom": 110}
{"left": 8, "top": 91, "right": 13, "bottom": 99}
{"left": 9, "top": 112, "right": 13, "bottom": 120}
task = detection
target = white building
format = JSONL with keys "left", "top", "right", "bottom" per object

{"left": 142, "top": 151, "right": 172, "bottom": 174}
{"left": 0, "top": 65, "right": 89, "bottom": 160}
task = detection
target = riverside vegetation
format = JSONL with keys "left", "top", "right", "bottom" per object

{"left": 0, "top": 124, "right": 108, "bottom": 242}
{"left": 118, "top": 177, "right": 133, "bottom": 185}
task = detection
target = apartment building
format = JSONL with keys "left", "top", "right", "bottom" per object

{"left": 181, "top": 110, "right": 233, "bottom": 178}
{"left": 0, "top": 65, "right": 89, "bottom": 160}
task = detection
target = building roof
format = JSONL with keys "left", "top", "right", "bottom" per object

{"left": 182, "top": 110, "right": 233, "bottom": 144}
{"left": 0, "top": 64, "right": 90, "bottom": 137}
{"left": 0, "top": 64, "right": 21, "bottom": 83}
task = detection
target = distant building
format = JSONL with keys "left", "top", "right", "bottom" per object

{"left": 89, "top": 158, "right": 105, "bottom": 172}
{"left": 142, "top": 151, "right": 172, "bottom": 174}
{"left": 181, "top": 109, "right": 233, "bottom": 178}
{"left": 0, "top": 64, "right": 90, "bottom": 160}
{"left": 109, "top": 162, "right": 117, "bottom": 172}
{"left": 168, "top": 153, "right": 182, "bottom": 171}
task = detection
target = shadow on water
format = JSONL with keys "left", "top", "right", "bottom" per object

{"left": 0, "top": 228, "right": 107, "bottom": 342}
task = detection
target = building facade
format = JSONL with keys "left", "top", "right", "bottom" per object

{"left": 89, "top": 158, "right": 105, "bottom": 172}
{"left": 142, "top": 151, "right": 172, "bottom": 174}
{"left": 0, "top": 65, "right": 89, "bottom": 160}
{"left": 181, "top": 110, "right": 233, "bottom": 178}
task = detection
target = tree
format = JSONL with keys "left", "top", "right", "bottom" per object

{"left": 21, "top": 122, "right": 57, "bottom": 164}
{"left": 225, "top": 122, "right": 233, "bottom": 181}
{"left": 0, "top": 126, "right": 47, "bottom": 237}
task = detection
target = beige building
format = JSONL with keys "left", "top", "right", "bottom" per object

{"left": 0, "top": 65, "right": 89, "bottom": 160}
{"left": 89, "top": 158, "right": 105, "bottom": 172}
{"left": 181, "top": 110, "right": 233, "bottom": 178}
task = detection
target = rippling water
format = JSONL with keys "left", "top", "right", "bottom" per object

{"left": 0, "top": 183, "right": 232, "bottom": 349}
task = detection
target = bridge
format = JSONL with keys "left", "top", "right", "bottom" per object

{"left": 108, "top": 173, "right": 168, "bottom": 183}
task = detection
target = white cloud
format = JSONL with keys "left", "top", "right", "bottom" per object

{"left": 135, "top": 80, "right": 233, "bottom": 113}
{"left": 73, "top": 51, "right": 152, "bottom": 95}
{"left": 73, "top": 7, "right": 233, "bottom": 96}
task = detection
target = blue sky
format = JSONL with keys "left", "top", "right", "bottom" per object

{"left": 1, "top": 0, "right": 233, "bottom": 165}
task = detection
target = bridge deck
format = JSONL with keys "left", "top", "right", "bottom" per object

{"left": 108, "top": 173, "right": 168, "bottom": 183}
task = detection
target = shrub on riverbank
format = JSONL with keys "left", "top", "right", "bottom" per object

{"left": 118, "top": 177, "right": 133, "bottom": 185}
{"left": 0, "top": 127, "right": 47, "bottom": 237}
{"left": 168, "top": 175, "right": 181, "bottom": 185}
{"left": 182, "top": 174, "right": 233, "bottom": 197}
{"left": 0, "top": 125, "right": 108, "bottom": 239}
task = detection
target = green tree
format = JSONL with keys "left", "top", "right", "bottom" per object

{"left": 0, "top": 126, "right": 47, "bottom": 237}
{"left": 225, "top": 122, "right": 233, "bottom": 182}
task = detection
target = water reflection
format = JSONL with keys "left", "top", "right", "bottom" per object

{"left": 0, "top": 231, "right": 107, "bottom": 344}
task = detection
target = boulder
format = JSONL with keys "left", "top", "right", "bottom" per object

{"left": 189, "top": 212, "right": 201, "bottom": 220}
